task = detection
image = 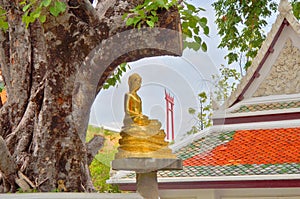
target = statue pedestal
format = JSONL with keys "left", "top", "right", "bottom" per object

{"left": 112, "top": 158, "right": 182, "bottom": 199}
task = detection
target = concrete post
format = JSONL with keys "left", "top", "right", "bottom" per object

{"left": 136, "top": 172, "right": 158, "bottom": 199}
{"left": 112, "top": 158, "right": 182, "bottom": 199}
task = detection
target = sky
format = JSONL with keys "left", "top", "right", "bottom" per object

{"left": 89, "top": 0, "right": 279, "bottom": 140}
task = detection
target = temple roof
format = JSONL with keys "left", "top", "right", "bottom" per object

{"left": 109, "top": 126, "right": 300, "bottom": 184}
{"left": 176, "top": 128, "right": 300, "bottom": 176}
{"left": 108, "top": 0, "right": 300, "bottom": 188}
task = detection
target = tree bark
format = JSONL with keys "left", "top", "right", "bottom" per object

{"left": 0, "top": 0, "right": 182, "bottom": 192}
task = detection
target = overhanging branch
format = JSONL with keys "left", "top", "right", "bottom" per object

{"left": 86, "top": 135, "right": 105, "bottom": 165}
{"left": 0, "top": 136, "right": 17, "bottom": 192}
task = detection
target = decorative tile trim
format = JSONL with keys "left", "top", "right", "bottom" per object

{"left": 231, "top": 101, "right": 300, "bottom": 113}
{"left": 123, "top": 163, "right": 300, "bottom": 179}
{"left": 156, "top": 163, "right": 300, "bottom": 178}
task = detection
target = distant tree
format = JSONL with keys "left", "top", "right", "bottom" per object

{"left": 291, "top": 0, "right": 300, "bottom": 19}
{"left": 187, "top": 92, "right": 212, "bottom": 134}
{"left": 213, "top": 0, "right": 300, "bottom": 70}
{"left": 187, "top": 0, "right": 300, "bottom": 135}
{"left": 212, "top": 65, "right": 241, "bottom": 104}
{"left": 187, "top": 65, "right": 241, "bottom": 134}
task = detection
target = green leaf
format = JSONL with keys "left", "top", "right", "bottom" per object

{"left": 133, "top": 17, "right": 141, "bottom": 27}
{"left": 39, "top": 15, "right": 46, "bottom": 23}
{"left": 203, "top": 26, "right": 209, "bottom": 35}
{"left": 181, "top": 22, "right": 189, "bottom": 29}
{"left": 198, "top": 92, "right": 207, "bottom": 99}
{"left": 137, "top": 10, "right": 145, "bottom": 18}
{"left": 49, "top": 7, "right": 59, "bottom": 17}
{"left": 22, "top": 4, "right": 31, "bottom": 12}
{"left": 186, "top": 3, "right": 196, "bottom": 12}
{"left": 31, "top": 9, "right": 41, "bottom": 19}
{"left": 106, "top": 78, "right": 116, "bottom": 86}
{"left": 126, "top": 18, "right": 134, "bottom": 26}
{"left": 156, "top": 0, "right": 165, "bottom": 7}
{"left": 189, "top": 20, "right": 197, "bottom": 28}
{"left": 201, "top": 42, "right": 207, "bottom": 52}
{"left": 190, "top": 42, "right": 201, "bottom": 51}
{"left": 194, "top": 26, "right": 199, "bottom": 35}
{"left": 41, "top": 0, "right": 52, "bottom": 7}
{"left": 146, "top": 20, "right": 154, "bottom": 28}
{"left": 183, "top": 28, "right": 193, "bottom": 38}
{"left": 199, "top": 17, "right": 207, "bottom": 25}
{"left": 188, "top": 108, "right": 196, "bottom": 114}
{"left": 0, "top": 21, "right": 8, "bottom": 31}
{"left": 120, "top": 64, "right": 126, "bottom": 70}
{"left": 22, "top": 11, "right": 34, "bottom": 28}
{"left": 151, "top": 10, "right": 157, "bottom": 16}
{"left": 49, "top": 1, "right": 66, "bottom": 17}
{"left": 194, "top": 36, "right": 202, "bottom": 44}
{"left": 292, "top": 1, "right": 300, "bottom": 19}
{"left": 103, "top": 84, "right": 110, "bottom": 89}
{"left": 19, "top": 0, "right": 27, "bottom": 5}
{"left": 0, "top": 7, "right": 8, "bottom": 31}
{"left": 122, "top": 13, "right": 128, "bottom": 20}
{"left": 0, "top": 82, "right": 4, "bottom": 92}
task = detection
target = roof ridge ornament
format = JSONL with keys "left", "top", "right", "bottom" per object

{"left": 278, "top": 0, "right": 293, "bottom": 16}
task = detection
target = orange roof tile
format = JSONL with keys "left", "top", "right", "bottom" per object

{"left": 183, "top": 128, "right": 300, "bottom": 167}
{"left": 121, "top": 128, "right": 300, "bottom": 179}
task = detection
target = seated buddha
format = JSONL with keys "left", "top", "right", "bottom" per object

{"left": 115, "top": 73, "right": 176, "bottom": 159}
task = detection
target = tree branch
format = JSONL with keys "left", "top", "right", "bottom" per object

{"left": 72, "top": 1, "right": 182, "bottom": 141}
{"left": 0, "top": 136, "right": 17, "bottom": 192}
{"left": 68, "top": 0, "right": 102, "bottom": 27}
{"left": 86, "top": 135, "right": 105, "bottom": 165}
{"left": 95, "top": 0, "right": 117, "bottom": 18}
{"left": 0, "top": 31, "right": 10, "bottom": 91}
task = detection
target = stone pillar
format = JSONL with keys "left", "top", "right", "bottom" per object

{"left": 136, "top": 172, "right": 158, "bottom": 199}
{"left": 112, "top": 158, "right": 182, "bottom": 199}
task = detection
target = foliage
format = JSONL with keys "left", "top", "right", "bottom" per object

{"left": 187, "top": 66, "right": 241, "bottom": 135}
{"left": 187, "top": 0, "right": 300, "bottom": 135}
{"left": 0, "top": 82, "right": 4, "bottom": 92}
{"left": 0, "top": 7, "right": 8, "bottom": 31}
{"left": 212, "top": 0, "right": 278, "bottom": 69}
{"left": 16, "top": 188, "right": 38, "bottom": 193}
{"left": 89, "top": 159, "right": 120, "bottom": 193}
{"left": 103, "top": 62, "right": 131, "bottom": 90}
{"left": 123, "top": 0, "right": 209, "bottom": 52}
{"left": 180, "top": 1, "right": 209, "bottom": 52}
{"left": 122, "top": 0, "right": 177, "bottom": 28}
{"left": 187, "top": 92, "right": 212, "bottom": 135}
{"left": 20, "top": 0, "right": 66, "bottom": 28}
{"left": 212, "top": 65, "right": 241, "bottom": 103}
{"left": 291, "top": 0, "right": 300, "bottom": 19}
{"left": 103, "top": 0, "right": 210, "bottom": 90}
{"left": 86, "top": 125, "right": 120, "bottom": 193}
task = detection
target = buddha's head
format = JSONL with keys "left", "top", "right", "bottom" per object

{"left": 128, "top": 73, "right": 142, "bottom": 92}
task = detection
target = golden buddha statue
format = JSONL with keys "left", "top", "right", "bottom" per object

{"left": 115, "top": 73, "right": 176, "bottom": 159}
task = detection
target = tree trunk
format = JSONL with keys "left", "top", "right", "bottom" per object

{"left": 0, "top": 0, "right": 182, "bottom": 192}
